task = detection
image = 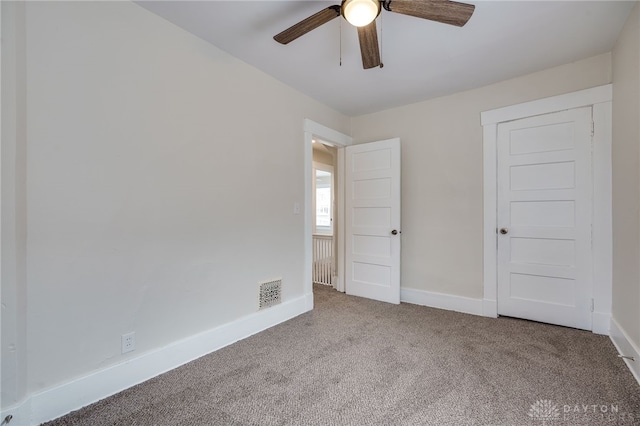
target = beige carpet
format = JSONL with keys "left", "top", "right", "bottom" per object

{"left": 45, "top": 284, "right": 640, "bottom": 425}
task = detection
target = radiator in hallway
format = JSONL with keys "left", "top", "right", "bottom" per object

{"left": 312, "top": 234, "right": 334, "bottom": 286}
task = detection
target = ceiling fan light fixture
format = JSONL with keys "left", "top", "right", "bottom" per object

{"left": 342, "top": 0, "right": 381, "bottom": 27}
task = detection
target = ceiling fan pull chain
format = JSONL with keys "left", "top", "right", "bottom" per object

{"left": 379, "top": 13, "right": 384, "bottom": 68}
{"left": 339, "top": 16, "right": 343, "bottom": 66}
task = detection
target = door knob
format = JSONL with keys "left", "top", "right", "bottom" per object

{"left": 499, "top": 228, "right": 508, "bottom": 235}
{"left": 391, "top": 229, "right": 399, "bottom": 235}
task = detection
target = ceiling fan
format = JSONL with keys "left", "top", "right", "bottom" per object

{"left": 274, "top": 0, "right": 475, "bottom": 69}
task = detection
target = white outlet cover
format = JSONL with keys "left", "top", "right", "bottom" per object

{"left": 121, "top": 332, "right": 135, "bottom": 354}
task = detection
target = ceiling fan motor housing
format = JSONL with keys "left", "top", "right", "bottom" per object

{"left": 341, "top": 0, "right": 382, "bottom": 27}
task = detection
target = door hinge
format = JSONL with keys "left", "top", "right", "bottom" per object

{"left": 591, "top": 121, "right": 595, "bottom": 137}
{"left": 591, "top": 298, "right": 594, "bottom": 313}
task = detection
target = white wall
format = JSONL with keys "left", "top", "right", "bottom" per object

{"left": 1, "top": 1, "right": 28, "bottom": 409}
{"left": 351, "top": 53, "right": 612, "bottom": 299}
{"left": 612, "top": 3, "right": 640, "bottom": 351}
{"left": 2, "top": 0, "right": 348, "bottom": 408}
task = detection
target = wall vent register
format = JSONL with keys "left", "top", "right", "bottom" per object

{"left": 258, "top": 279, "right": 282, "bottom": 310}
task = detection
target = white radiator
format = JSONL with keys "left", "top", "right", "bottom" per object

{"left": 313, "top": 234, "right": 335, "bottom": 286}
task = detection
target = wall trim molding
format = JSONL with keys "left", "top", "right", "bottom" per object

{"left": 482, "top": 299, "right": 498, "bottom": 318}
{"left": 400, "top": 288, "right": 610, "bottom": 335}
{"left": 303, "top": 119, "right": 353, "bottom": 147}
{"left": 401, "top": 287, "right": 486, "bottom": 317}
{"left": 609, "top": 317, "right": 640, "bottom": 386}
{"left": 592, "top": 311, "right": 611, "bottom": 336}
{"left": 303, "top": 119, "right": 352, "bottom": 296}
{"left": 1, "top": 295, "right": 310, "bottom": 426}
{"left": 481, "top": 84, "right": 612, "bottom": 125}
{"left": 305, "top": 291, "right": 314, "bottom": 311}
{"left": 0, "top": 399, "right": 30, "bottom": 426}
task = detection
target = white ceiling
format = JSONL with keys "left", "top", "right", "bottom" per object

{"left": 136, "top": 1, "right": 635, "bottom": 116}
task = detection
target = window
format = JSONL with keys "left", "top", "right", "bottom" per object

{"left": 313, "top": 164, "right": 333, "bottom": 235}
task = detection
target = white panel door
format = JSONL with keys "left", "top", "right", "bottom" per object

{"left": 497, "top": 107, "right": 593, "bottom": 330}
{"left": 345, "top": 138, "right": 401, "bottom": 304}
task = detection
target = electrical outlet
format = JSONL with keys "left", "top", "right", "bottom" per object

{"left": 121, "top": 332, "right": 135, "bottom": 354}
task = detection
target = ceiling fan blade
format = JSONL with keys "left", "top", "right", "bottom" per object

{"left": 384, "top": 0, "right": 475, "bottom": 27}
{"left": 274, "top": 5, "right": 341, "bottom": 44}
{"left": 357, "top": 21, "right": 381, "bottom": 69}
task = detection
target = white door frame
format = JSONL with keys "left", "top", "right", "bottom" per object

{"left": 303, "top": 120, "right": 352, "bottom": 303}
{"left": 480, "top": 84, "right": 612, "bottom": 334}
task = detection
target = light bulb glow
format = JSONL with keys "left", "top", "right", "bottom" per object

{"left": 342, "top": 0, "right": 380, "bottom": 27}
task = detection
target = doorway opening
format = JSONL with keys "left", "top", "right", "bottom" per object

{"left": 303, "top": 119, "right": 352, "bottom": 300}
{"left": 312, "top": 142, "right": 337, "bottom": 287}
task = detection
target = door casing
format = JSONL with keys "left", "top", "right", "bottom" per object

{"left": 303, "top": 120, "right": 352, "bottom": 303}
{"left": 481, "top": 85, "right": 613, "bottom": 334}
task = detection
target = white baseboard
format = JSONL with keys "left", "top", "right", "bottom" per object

{"left": 592, "top": 311, "right": 611, "bottom": 335}
{"left": 2, "top": 295, "right": 311, "bottom": 426}
{"left": 0, "top": 398, "right": 30, "bottom": 426}
{"left": 305, "top": 291, "right": 314, "bottom": 311}
{"left": 401, "top": 287, "right": 485, "bottom": 317}
{"left": 400, "top": 290, "right": 611, "bottom": 337}
{"left": 609, "top": 317, "right": 640, "bottom": 386}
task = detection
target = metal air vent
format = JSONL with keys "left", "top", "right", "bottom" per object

{"left": 258, "top": 279, "right": 282, "bottom": 310}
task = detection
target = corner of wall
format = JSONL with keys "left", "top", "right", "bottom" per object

{"left": 8, "top": 296, "right": 311, "bottom": 425}
{"left": 611, "top": 0, "right": 640, "bottom": 370}
{"left": 609, "top": 317, "right": 640, "bottom": 386}
{"left": 0, "top": 398, "right": 31, "bottom": 426}
{"left": 1, "top": 0, "right": 29, "bottom": 413}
